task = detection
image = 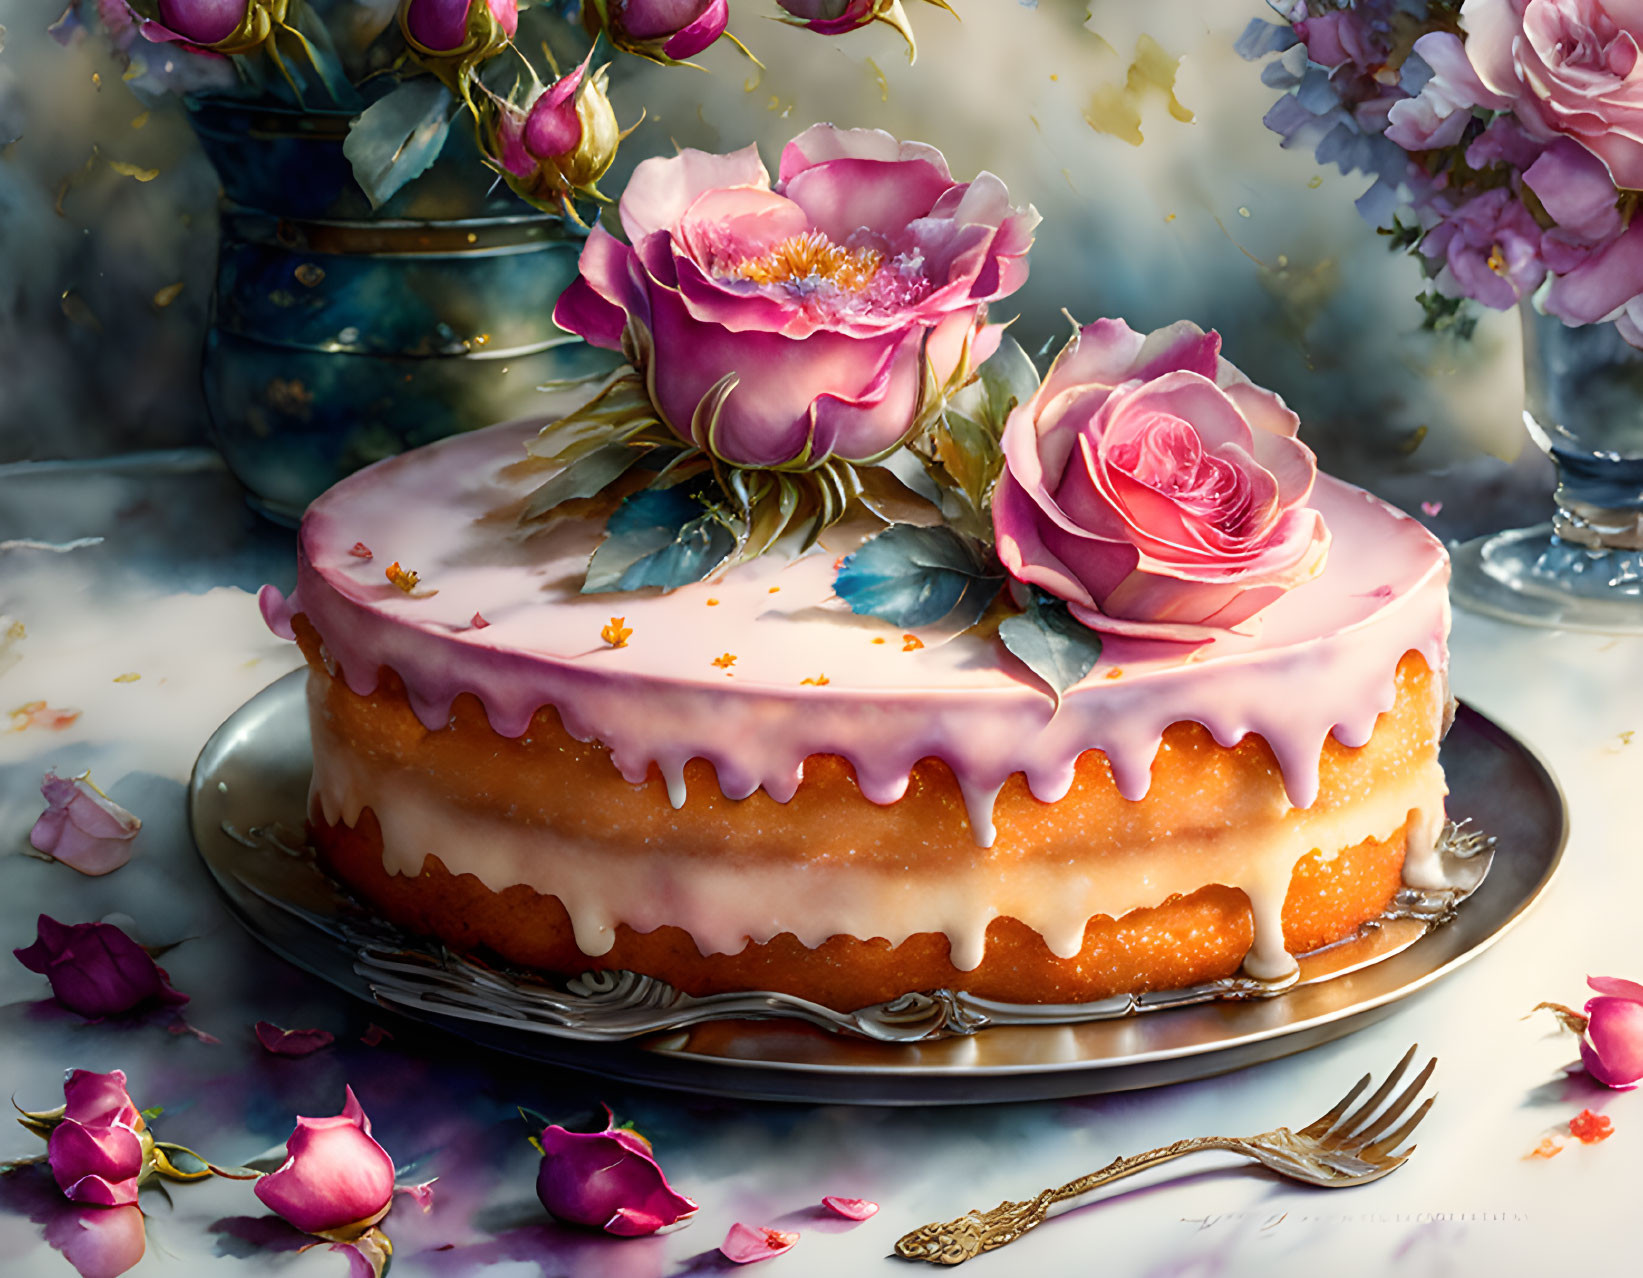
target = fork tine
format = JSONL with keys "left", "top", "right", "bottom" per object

{"left": 1297, "top": 1072, "right": 1371, "bottom": 1140}
{"left": 1324, "top": 1044, "right": 1417, "bottom": 1145}
{"left": 1352, "top": 1057, "right": 1437, "bottom": 1147}
{"left": 1366, "top": 1095, "right": 1436, "bottom": 1162}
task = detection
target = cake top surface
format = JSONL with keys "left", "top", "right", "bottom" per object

{"left": 267, "top": 418, "right": 1449, "bottom": 833}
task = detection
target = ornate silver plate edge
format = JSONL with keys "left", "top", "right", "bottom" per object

{"left": 189, "top": 670, "right": 1568, "bottom": 1104}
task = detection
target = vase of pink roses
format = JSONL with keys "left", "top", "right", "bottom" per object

{"left": 1244, "top": 0, "right": 1643, "bottom": 631}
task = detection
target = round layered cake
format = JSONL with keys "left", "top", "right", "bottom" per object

{"left": 261, "top": 419, "right": 1451, "bottom": 1012}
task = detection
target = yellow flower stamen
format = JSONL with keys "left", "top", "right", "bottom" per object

{"left": 730, "top": 230, "right": 883, "bottom": 294}
{"left": 602, "top": 618, "right": 633, "bottom": 649}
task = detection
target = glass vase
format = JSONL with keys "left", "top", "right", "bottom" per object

{"left": 1448, "top": 303, "right": 1643, "bottom": 632}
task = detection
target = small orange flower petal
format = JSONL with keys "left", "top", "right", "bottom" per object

{"left": 385, "top": 561, "right": 421, "bottom": 593}
{"left": 901, "top": 634, "right": 924, "bottom": 652}
{"left": 800, "top": 674, "right": 830, "bottom": 686}
{"left": 601, "top": 618, "right": 633, "bottom": 649}
{"left": 713, "top": 653, "right": 737, "bottom": 670}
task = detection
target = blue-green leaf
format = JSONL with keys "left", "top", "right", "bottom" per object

{"left": 998, "top": 594, "right": 1104, "bottom": 706}
{"left": 835, "top": 524, "right": 1003, "bottom": 629}
{"left": 976, "top": 334, "right": 1041, "bottom": 428}
{"left": 584, "top": 487, "right": 735, "bottom": 593}
{"left": 344, "top": 79, "right": 454, "bottom": 210}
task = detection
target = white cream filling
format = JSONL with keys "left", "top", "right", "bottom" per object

{"left": 311, "top": 723, "right": 1447, "bottom": 978}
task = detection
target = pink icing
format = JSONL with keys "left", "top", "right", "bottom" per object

{"left": 268, "top": 420, "right": 1449, "bottom": 844}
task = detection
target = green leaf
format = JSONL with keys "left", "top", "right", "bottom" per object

{"left": 835, "top": 524, "right": 1004, "bottom": 629}
{"left": 343, "top": 79, "right": 455, "bottom": 210}
{"left": 976, "top": 334, "right": 1040, "bottom": 427}
{"left": 998, "top": 594, "right": 1104, "bottom": 706}
{"left": 584, "top": 485, "right": 736, "bottom": 593}
{"left": 520, "top": 442, "right": 651, "bottom": 521}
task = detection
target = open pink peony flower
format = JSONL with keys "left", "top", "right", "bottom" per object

{"left": 1581, "top": 976, "right": 1643, "bottom": 1088}
{"left": 553, "top": 123, "right": 1037, "bottom": 470}
{"left": 535, "top": 1116, "right": 696, "bottom": 1236}
{"left": 993, "top": 319, "right": 1329, "bottom": 642}
{"left": 254, "top": 1087, "right": 396, "bottom": 1236}
{"left": 1460, "top": 0, "right": 1643, "bottom": 189}
{"left": 14, "top": 916, "right": 188, "bottom": 1018}
{"left": 47, "top": 1071, "right": 146, "bottom": 1208}
{"left": 30, "top": 773, "right": 141, "bottom": 877}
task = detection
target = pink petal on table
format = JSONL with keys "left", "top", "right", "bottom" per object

{"left": 721, "top": 1223, "right": 799, "bottom": 1263}
{"left": 349, "top": 543, "right": 373, "bottom": 559}
{"left": 469, "top": 613, "right": 489, "bottom": 630}
{"left": 255, "top": 1021, "right": 335, "bottom": 1057}
{"left": 360, "top": 1023, "right": 394, "bottom": 1046}
{"left": 1420, "top": 500, "right": 1443, "bottom": 517}
{"left": 821, "top": 1196, "right": 879, "bottom": 1220}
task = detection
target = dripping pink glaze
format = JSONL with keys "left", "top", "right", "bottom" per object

{"left": 268, "top": 420, "right": 1449, "bottom": 834}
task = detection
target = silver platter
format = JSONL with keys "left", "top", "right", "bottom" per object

{"left": 190, "top": 670, "right": 1567, "bottom": 1105}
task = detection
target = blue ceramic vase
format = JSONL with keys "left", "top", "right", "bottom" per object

{"left": 187, "top": 95, "right": 615, "bottom": 524}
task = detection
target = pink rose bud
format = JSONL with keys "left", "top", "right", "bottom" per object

{"left": 30, "top": 772, "right": 141, "bottom": 877}
{"left": 254, "top": 1087, "right": 397, "bottom": 1236}
{"left": 489, "top": 60, "right": 621, "bottom": 211}
{"left": 47, "top": 1070, "right": 146, "bottom": 1207}
{"left": 1582, "top": 976, "right": 1643, "bottom": 1089}
{"left": 535, "top": 1117, "right": 697, "bottom": 1236}
{"left": 590, "top": 0, "right": 728, "bottom": 62}
{"left": 401, "top": 0, "right": 516, "bottom": 54}
{"left": 14, "top": 915, "right": 189, "bottom": 1018}
{"left": 154, "top": 0, "right": 248, "bottom": 45}
{"left": 993, "top": 318, "right": 1329, "bottom": 641}
{"left": 774, "top": 0, "right": 931, "bottom": 60}
{"left": 44, "top": 1203, "right": 147, "bottom": 1278}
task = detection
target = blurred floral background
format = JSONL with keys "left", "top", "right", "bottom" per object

{"left": 0, "top": 0, "right": 1551, "bottom": 534}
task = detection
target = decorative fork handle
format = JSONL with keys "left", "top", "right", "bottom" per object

{"left": 894, "top": 1136, "right": 1249, "bottom": 1265}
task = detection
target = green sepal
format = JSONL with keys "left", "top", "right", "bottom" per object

{"left": 997, "top": 593, "right": 1105, "bottom": 708}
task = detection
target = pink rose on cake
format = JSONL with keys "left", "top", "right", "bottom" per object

{"left": 553, "top": 124, "right": 1038, "bottom": 469}
{"left": 992, "top": 319, "right": 1330, "bottom": 642}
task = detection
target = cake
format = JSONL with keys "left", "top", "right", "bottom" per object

{"left": 259, "top": 416, "right": 1450, "bottom": 1014}
{"left": 257, "top": 126, "right": 1453, "bottom": 1017}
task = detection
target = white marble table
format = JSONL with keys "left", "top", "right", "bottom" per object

{"left": 0, "top": 451, "right": 1636, "bottom": 1277}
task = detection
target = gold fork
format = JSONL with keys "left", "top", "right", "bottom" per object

{"left": 895, "top": 1045, "right": 1436, "bottom": 1266}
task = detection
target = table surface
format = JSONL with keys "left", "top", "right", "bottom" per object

{"left": 1, "top": 451, "right": 1636, "bottom": 1278}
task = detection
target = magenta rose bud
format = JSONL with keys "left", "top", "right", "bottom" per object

{"left": 776, "top": 0, "right": 873, "bottom": 33}
{"left": 553, "top": 123, "right": 1038, "bottom": 469}
{"left": 47, "top": 1071, "right": 146, "bottom": 1207}
{"left": 1580, "top": 976, "right": 1643, "bottom": 1088}
{"left": 535, "top": 1117, "right": 697, "bottom": 1236}
{"left": 596, "top": 0, "right": 728, "bottom": 62}
{"left": 993, "top": 319, "right": 1329, "bottom": 642}
{"left": 254, "top": 1087, "right": 396, "bottom": 1236}
{"left": 154, "top": 0, "right": 248, "bottom": 45}
{"left": 14, "top": 916, "right": 189, "bottom": 1018}
{"left": 402, "top": 0, "right": 516, "bottom": 52}
{"left": 30, "top": 772, "right": 141, "bottom": 877}
{"left": 44, "top": 1204, "right": 147, "bottom": 1278}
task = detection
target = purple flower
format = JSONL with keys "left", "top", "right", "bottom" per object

{"left": 1524, "top": 138, "right": 1627, "bottom": 275}
{"left": 992, "top": 319, "right": 1328, "bottom": 642}
{"left": 14, "top": 916, "right": 188, "bottom": 1018}
{"left": 553, "top": 124, "right": 1036, "bottom": 469}
{"left": 1422, "top": 188, "right": 1547, "bottom": 311}
{"left": 30, "top": 773, "right": 141, "bottom": 877}
{"left": 1385, "top": 31, "right": 1511, "bottom": 151}
{"left": 1580, "top": 976, "right": 1643, "bottom": 1088}
{"left": 254, "top": 1088, "right": 397, "bottom": 1236}
{"left": 153, "top": 0, "right": 248, "bottom": 46}
{"left": 589, "top": 0, "right": 729, "bottom": 63}
{"left": 402, "top": 0, "right": 517, "bottom": 52}
{"left": 47, "top": 1071, "right": 146, "bottom": 1207}
{"left": 536, "top": 1116, "right": 697, "bottom": 1236}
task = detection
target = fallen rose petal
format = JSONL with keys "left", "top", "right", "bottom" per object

{"left": 30, "top": 773, "right": 141, "bottom": 877}
{"left": 1420, "top": 500, "right": 1442, "bottom": 517}
{"left": 255, "top": 1022, "right": 335, "bottom": 1057}
{"left": 360, "top": 1023, "right": 393, "bottom": 1047}
{"left": 1570, "top": 1108, "right": 1614, "bottom": 1144}
{"left": 14, "top": 915, "right": 188, "bottom": 1018}
{"left": 821, "top": 1196, "right": 878, "bottom": 1220}
{"left": 721, "top": 1223, "right": 799, "bottom": 1263}
{"left": 395, "top": 1179, "right": 437, "bottom": 1212}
